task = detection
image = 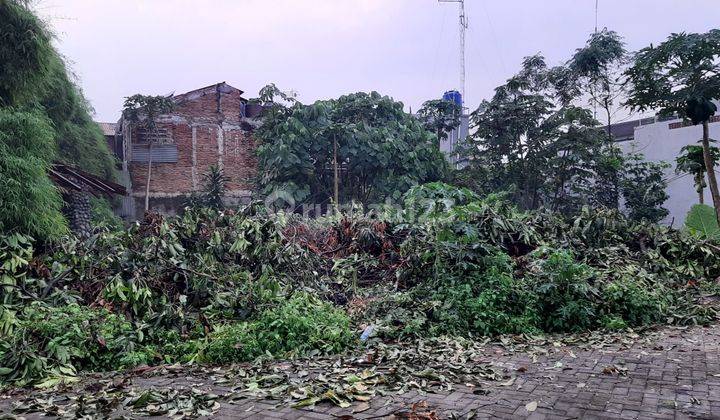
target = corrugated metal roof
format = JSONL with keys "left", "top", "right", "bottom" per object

{"left": 97, "top": 122, "right": 117, "bottom": 136}
{"left": 131, "top": 144, "right": 179, "bottom": 163}
{"left": 49, "top": 163, "right": 127, "bottom": 196}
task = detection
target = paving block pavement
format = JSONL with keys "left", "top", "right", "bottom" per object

{"left": 2, "top": 324, "right": 720, "bottom": 419}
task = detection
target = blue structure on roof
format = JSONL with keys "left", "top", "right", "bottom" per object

{"left": 442, "top": 90, "right": 462, "bottom": 107}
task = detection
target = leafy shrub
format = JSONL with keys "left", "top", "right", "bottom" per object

{"left": 1, "top": 182, "right": 719, "bottom": 386}
{"left": 133, "top": 327, "right": 202, "bottom": 365}
{"left": 396, "top": 197, "right": 537, "bottom": 288}
{"left": 601, "top": 315, "right": 627, "bottom": 330}
{"left": 402, "top": 182, "right": 481, "bottom": 220}
{"left": 621, "top": 154, "right": 670, "bottom": 223}
{"left": 371, "top": 294, "right": 432, "bottom": 339}
{"left": 0, "top": 303, "right": 148, "bottom": 385}
{"left": 202, "top": 293, "right": 355, "bottom": 363}
{"left": 90, "top": 197, "right": 123, "bottom": 230}
{"left": 0, "top": 233, "right": 35, "bottom": 342}
{"left": 185, "top": 165, "right": 229, "bottom": 210}
{"left": 201, "top": 323, "right": 257, "bottom": 364}
{"left": 421, "top": 252, "right": 538, "bottom": 336}
{"left": 601, "top": 278, "right": 667, "bottom": 326}
{"left": 529, "top": 249, "right": 598, "bottom": 332}
{"left": 102, "top": 276, "right": 154, "bottom": 319}
{"left": 366, "top": 251, "right": 538, "bottom": 338}
{"left": 685, "top": 204, "right": 719, "bottom": 238}
{"left": 386, "top": 189, "right": 720, "bottom": 336}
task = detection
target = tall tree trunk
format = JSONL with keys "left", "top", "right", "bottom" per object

{"left": 701, "top": 120, "right": 720, "bottom": 224}
{"left": 333, "top": 135, "right": 339, "bottom": 213}
{"left": 605, "top": 101, "right": 613, "bottom": 143}
{"left": 144, "top": 142, "right": 153, "bottom": 211}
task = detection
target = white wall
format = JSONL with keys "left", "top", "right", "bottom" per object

{"left": 619, "top": 119, "right": 720, "bottom": 226}
{"left": 440, "top": 114, "right": 470, "bottom": 168}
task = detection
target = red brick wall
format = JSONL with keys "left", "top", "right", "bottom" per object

{"left": 223, "top": 129, "right": 257, "bottom": 192}
{"left": 128, "top": 86, "right": 256, "bottom": 199}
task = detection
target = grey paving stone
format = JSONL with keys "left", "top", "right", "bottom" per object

{"left": 3, "top": 325, "right": 720, "bottom": 419}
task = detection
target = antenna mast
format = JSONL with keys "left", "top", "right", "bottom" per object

{"left": 595, "top": 0, "right": 599, "bottom": 33}
{"left": 439, "top": 0, "right": 467, "bottom": 109}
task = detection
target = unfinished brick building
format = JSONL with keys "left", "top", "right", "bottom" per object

{"left": 114, "top": 82, "right": 258, "bottom": 219}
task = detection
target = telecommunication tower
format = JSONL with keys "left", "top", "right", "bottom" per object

{"left": 438, "top": 0, "right": 468, "bottom": 109}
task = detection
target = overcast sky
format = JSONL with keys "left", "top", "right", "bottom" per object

{"left": 35, "top": 0, "right": 720, "bottom": 123}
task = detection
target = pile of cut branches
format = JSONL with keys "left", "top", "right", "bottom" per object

{"left": 1, "top": 183, "right": 718, "bottom": 388}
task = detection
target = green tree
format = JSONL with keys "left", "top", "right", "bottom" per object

{"left": 562, "top": 29, "right": 628, "bottom": 209}
{"left": 461, "top": 55, "right": 615, "bottom": 213}
{"left": 256, "top": 83, "right": 297, "bottom": 108}
{"left": 676, "top": 144, "right": 720, "bottom": 205}
{"left": 565, "top": 29, "right": 627, "bottom": 139}
{"left": 1, "top": 1, "right": 116, "bottom": 239}
{"left": 200, "top": 165, "right": 230, "bottom": 210}
{"left": 256, "top": 90, "right": 448, "bottom": 206}
{"left": 416, "top": 99, "right": 461, "bottom": 143}
{"left": 0, "top": 109, "right": 67, "bottom": 240}
{"left": 460, "top": 53, "right": 669, "bottom": 220}
{"left": 625, "top": 29, "right": 720, "bottom": 224}
{"left": 622, "top": 153, "right": 670, "bottom": 223}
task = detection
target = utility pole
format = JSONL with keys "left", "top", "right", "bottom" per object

{"left": 333, "top": 134, "right": 339, "bottom": 213}
{"left": 439, "top": 0, "right": 468, "bottom": 109}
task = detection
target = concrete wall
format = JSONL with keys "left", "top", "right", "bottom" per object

{"left": 619, "top": 118, "right": 720, "bottom": 225}
{"left": 440, "top": 114, "right": 469, "bottom": 168}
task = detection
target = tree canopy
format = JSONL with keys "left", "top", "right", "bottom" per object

{"left": 458, "top": 52, "right": 669, "bottom": 222}
{"left": 461, "top": 55, "right": 613, "bottom": 213}
{"left": 255, "top": 90, "right": 449, "bottom": 206}
{"left": 416, "top": 99, "right": 461, "bottom": 142}
{"left": 625, "top": 29, "right": 720, "bottom": 224}
{"left": 625, "top": 30, "right": 720, "bottom": 123}
{"left": 122, "top": 94, "right": 175, "bottom": 129}
{"left": 565, "top": 29, "right": 628, "bottom": 138}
